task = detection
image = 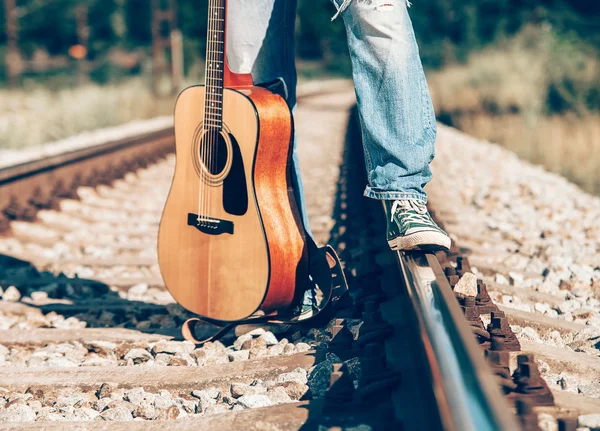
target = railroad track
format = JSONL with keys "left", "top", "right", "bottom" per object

{"left": 0, "top": 85, "right": 597, "bottom": 430}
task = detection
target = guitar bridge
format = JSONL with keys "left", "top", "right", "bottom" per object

{"left": 187, "top": 213, "right": 234, "bottom": 235}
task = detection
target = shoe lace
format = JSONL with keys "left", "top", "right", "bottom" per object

{"left": 391, "top": 200, "right": 436, "bottom": 228}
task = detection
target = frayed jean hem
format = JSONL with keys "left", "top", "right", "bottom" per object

{"left": 363, "top": 188, "right": 427, "bottom": 204}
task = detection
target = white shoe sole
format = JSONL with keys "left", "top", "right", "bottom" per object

{"left": 388, "top": 230, "right": 451, "bottom": 251}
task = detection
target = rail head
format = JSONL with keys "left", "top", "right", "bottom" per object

{"left": 396, "top": 251, "right": 519, "bottom": 431}
{"left": 0, "top": 128, "right": 174, "bottom": 186}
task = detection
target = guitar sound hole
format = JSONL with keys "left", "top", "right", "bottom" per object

{"left": 199, "top": 132, "right": 229, "bottom": 176}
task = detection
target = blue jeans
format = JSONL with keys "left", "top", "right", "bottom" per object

{"left": 228, "top": 0, "right": 437, "bottom": 233}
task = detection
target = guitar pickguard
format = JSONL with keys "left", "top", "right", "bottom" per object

{"left": 222, "top": 133, "right": 248, "bottom": 216}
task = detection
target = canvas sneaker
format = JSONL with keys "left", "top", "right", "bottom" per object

{"left": 383, "top": 199, "right": 451, "bottom": 251}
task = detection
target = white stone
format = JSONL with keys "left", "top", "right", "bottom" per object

{"left": 508, "top": 271, "right": 524, "bottom": 286}
{"left": 134, "top": 404, "right": 156, "bottom": 420}
{"left": 237, "top": 394, "right": 272, "bottom": 409}
{"left": 2, "top": 286, "right": 21, "bottom": 302}
{"left": 86, "top": 340, "right": 116, "bottom": 354}
{"left": 228, "top": 350, "right": 250, "bottom": 362}
{"left": 295, "top": 343, "right": 311, "bottom": 353}
{"left": 557, "top": 373, "right": 579, "bottom": 393}
{"left": 518, "top": 327, "right": 541, "bottom": 343}
{"left": 276, "top": 367, "right": 308, "bottom": 385}
{"left": 94, "top": 398, "right": 112, "bottom": 412}
{"left": 124, "top": 348, "right": 153, "bottom": 364}
{"left": 125, "top": 388, "right": 146, "bottom": 406}
{"left": 153, "top": 394, "right": 175, "bottom": 411}
{"left": 230, "top": 382, "right": 267, "bottom": 398}
{"left": 578, "top": 384, "right": 600, "bottom": 398}
{"left": 203, "top": 403, "right": 228, "bottom": 415}
{"left": 578, "top": 414, "right": 600, "bottom": 429}
{"left": 454, "top": 272, "right": 478, "bottom": 297}
{"left": 55, "top": 394, "right": 85, "bottom": 408}
{"left": 0, "top": 404, "right": 36, "bottom": 422}
{"left": 537, "top": 413, "right": 558, "bottom": 431}
{"left": 233, "top": 334, "right": 253, "bottom": 351}
{"left": 151, "top": 341, "right": 195, "bottom": 355}
{"left": 127, "top": 283, "right": 148, "bottom": 298}
{"left": 100, "top": 406, "right": 133, "bottom": 421}
{"left": 46, "top": 356, "right": 79, "bottom": 367}
{"left": 30, "top": 291, "right": 49, "bottom": 301}
{"left": 545, "top": 331, "right": 565, "bottom": 349}
{"left": 192, "top": 388, "right": 220, "bottom": 407}
{"left": 259, "top": 332, "right": 279, "bottom": 346}
{"left": 266, "top": 386, "right": 292, "bottom": 405}
{"left": 495, "top": 274, "right": 509, "bottom": 285}
{"left": 73, "top": 407, "right": 100, "bottom": 421}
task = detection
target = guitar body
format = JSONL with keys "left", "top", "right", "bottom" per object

{"left": 158, "top": 84, "right": 309, "bottom": 322}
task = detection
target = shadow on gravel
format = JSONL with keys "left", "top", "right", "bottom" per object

{"left": 300, "top": 105, "right": 447, "bottom": 430}
{"left": 298, "top": 105, "right": 394, "bottom": 430}
{"left": 0, "top": 253, "right": 184, "bottom": 338}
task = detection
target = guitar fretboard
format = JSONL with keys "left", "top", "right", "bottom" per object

{"left": 203, "top": 0, "right": 226, "bottom": 131}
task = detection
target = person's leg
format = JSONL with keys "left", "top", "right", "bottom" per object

{"left": 227, "top": 0, "right": 312, "bottom": 237}
{"left": 332, "top": 0, "right": 435, "bottom": 201}
{"left": 331, "top": 0, "right": 450, "bottom": 250}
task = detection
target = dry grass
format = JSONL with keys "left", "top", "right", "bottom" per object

{"left": 427, "top": 25, "right": 600, "bottom": 195}
{"left": 0, "top": 78, "right": 175, "bottom": 149}
{"left": 450, "top": 114, "right": 600, "bottom": 194}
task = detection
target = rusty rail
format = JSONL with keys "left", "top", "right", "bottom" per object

{"left": 0, "top": 128, "right": 175, "bottom": 232}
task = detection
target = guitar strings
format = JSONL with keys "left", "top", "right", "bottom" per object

{"left": 209, "top": 0, "right": 222, "bottom": 222}
{"left": 204, "top": 0, "right": 213, "bottom": 225}
{"left": 197, "top": 0, "right": 209, "bottom": 225}
{"left": 208, "top": 0, "right": 221, "bottom": 225}
{"left": 207, "top": 0, "right": 216, "bottom": 223}
{"left": 200, "top": 0, "right": 217, "bottom": 225}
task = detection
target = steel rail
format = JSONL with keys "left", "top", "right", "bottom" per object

{"left": 0, "top": 128, "right": 174, "bottom": 186}
{"left": 397, "top": 251, "right": 519, "bottom": 431}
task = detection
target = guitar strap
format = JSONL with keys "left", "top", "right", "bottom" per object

{"left": 181, "top": 238, "right": 348, "bottom": 345}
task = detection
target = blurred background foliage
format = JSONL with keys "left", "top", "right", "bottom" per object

{"left": 1, "top": 0, "right": 600, "bottom": 192}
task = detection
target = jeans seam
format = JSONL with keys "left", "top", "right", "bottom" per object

{"left": 357, "top": 111, "right": 373, "bottom": 173}
{"left": 364, "top": 188, "right": 428, "bottom": 203}
{"left": 420, "top": 74, "right": 436, "bottom": 131}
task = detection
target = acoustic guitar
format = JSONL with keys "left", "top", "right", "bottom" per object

{"left": 157, "top": 0, "right": 309, "bottom": 322}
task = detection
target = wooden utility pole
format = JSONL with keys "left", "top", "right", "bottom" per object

{"left": 151, "top": 0, "right": 181, "bottom": 95}
{"left": 4, "top": 0, "right": 20, "bottom": 86}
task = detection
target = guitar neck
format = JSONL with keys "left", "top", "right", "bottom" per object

{"left": 204, "top": 0, "right": 226, "bottom": 131}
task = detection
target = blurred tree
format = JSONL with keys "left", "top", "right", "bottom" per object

{"left": 1, "top": 0, "right": 599, "bottom": 81}
{"left": 124, "top": 0, "right": 151, "bottom": 45}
